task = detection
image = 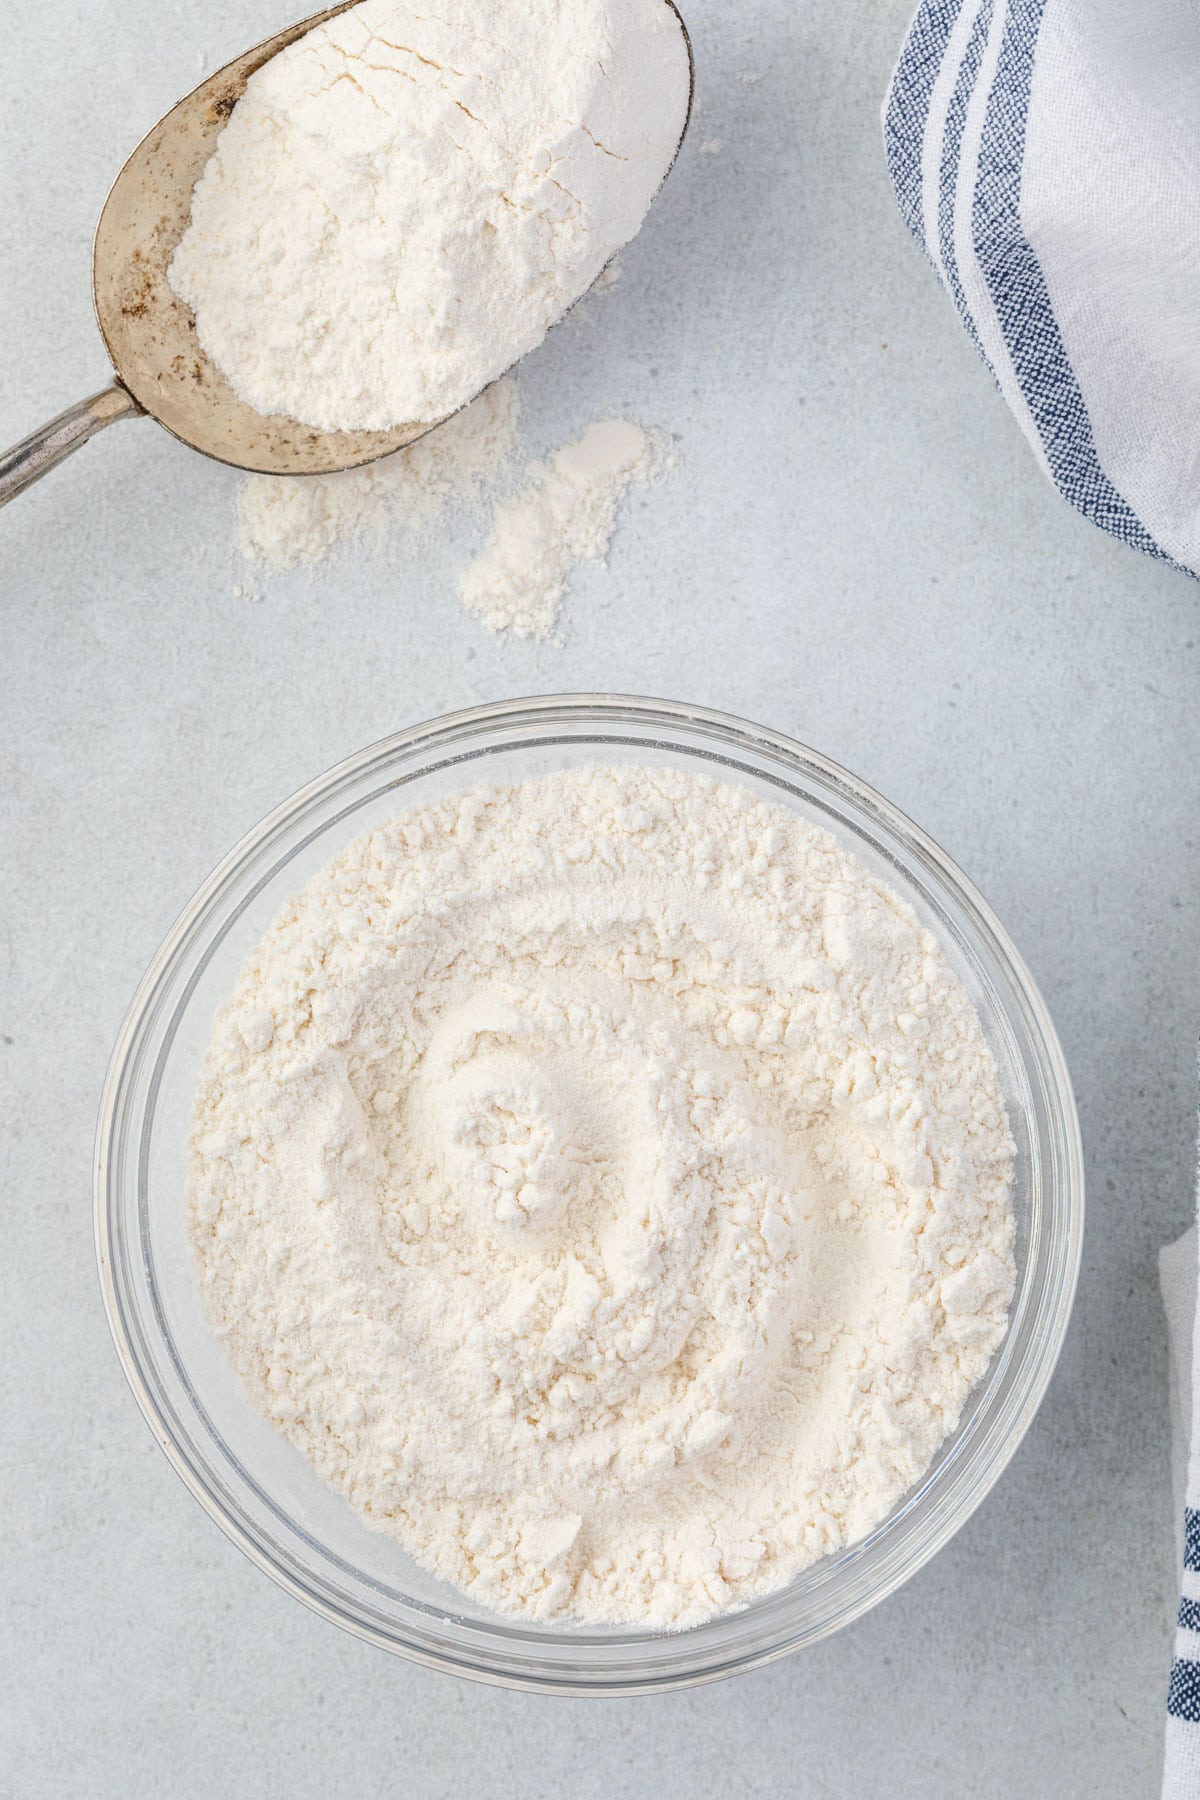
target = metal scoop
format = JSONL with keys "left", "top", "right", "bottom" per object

{"left": 0, "top": 1, "right": 692, "bottom": 509}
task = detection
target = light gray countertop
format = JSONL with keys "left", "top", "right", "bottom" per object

{"left": 2, "top": 1, "right": 1197, "bottom": 1794}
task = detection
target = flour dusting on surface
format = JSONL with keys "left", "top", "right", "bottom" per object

{"left": 460, "top": 420, "right": 675, "bottom": 640}
{"left": 237, "top": 380, "right": 522, "bottom": 573}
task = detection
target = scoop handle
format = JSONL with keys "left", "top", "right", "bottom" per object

{"left": 0, "top": 383, "right": 143, "bottom": 508}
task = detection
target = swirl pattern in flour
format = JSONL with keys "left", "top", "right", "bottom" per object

{"left": 188, "top": 765, "right": 1015, "bottom": 1627}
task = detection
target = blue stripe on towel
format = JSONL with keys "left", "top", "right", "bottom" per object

{"left": 937, "top": 0, "right": 992, "bottom": 355}
{"left": 1169, "top": 1657, "right": 1200, "bottom": 1723}
{"left": 971, "top": 0, "right": 1176, "bottom": 565}
{"left": 883, "top": 0, "right": 966, "bottom": 247}
{"left": 1179, "top": 1598, "right": 1200, "bottom": 1634}
{"left": 1185, "top": 1509, "right": 1200, "bottom": 1573}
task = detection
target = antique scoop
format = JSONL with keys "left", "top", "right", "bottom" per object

{"left": 0, "top": 1, "right": 692, "bottom": 509}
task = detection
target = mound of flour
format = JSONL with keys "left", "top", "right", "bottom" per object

{"left": 170, "top": 0, "right": 691, "bottom": 431}
{"left": 460, "top": 418, "right": 674, "bottom": 639}
{"left": 188, "top": 766, "right": 1014, "bottom": 1628}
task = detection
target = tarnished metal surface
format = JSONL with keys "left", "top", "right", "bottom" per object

{"left": 3, "top": 0, "right": 693, "bottom": 497}
{"left": 0, "top": 384, "right": 141, "bottom": 507}
{"left": 90, "top": 2, "right": 433, "bottom": 477}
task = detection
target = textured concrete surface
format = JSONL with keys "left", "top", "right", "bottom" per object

{"left": 2, "top": 1, "right": 1197, "bottom": 1794}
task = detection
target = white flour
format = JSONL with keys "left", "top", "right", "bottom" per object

{"left": 237, "top": 378, "right": 522, "bottom": 572}
{"left": 169, "top": 0, "right": 690, "bottom": 431}
{"left": 460, "top": 419, "right": 674, "bottom": 639}
{"left": 188, "top": 766, "right": 1014, "bottom": 1628}
{"left": 235, "top": 394, "right": 674, "bottom": 644}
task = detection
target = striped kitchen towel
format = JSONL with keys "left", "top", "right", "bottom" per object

{"left": 1163, "top": 1178, "right": 1200, "bottom": 1798}
{"left": 883, "top": 0, "right": 1200, "bottom": 578}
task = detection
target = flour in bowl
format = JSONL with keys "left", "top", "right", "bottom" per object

{"left": 188, "top": 765, "right": 1014, "bottom": 1628}
{"left": 169, "top": 0, "right": 691, "bottom": 432}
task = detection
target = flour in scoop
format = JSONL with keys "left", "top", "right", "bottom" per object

{"left": 169, "top": 0, "right": 691, "bottom": 432}
{"left": 188, "top": 766, "right": 1014, "bottom": 1628}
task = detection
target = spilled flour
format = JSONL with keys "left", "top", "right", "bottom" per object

{"left": 460, "top": 420, "right": 674, "bottom": 640}
{"left": 189, "top": 765, "right": 1015, "bottom": 1628}
{"left": 236, "top": 383, "right": 674, "bottom": 641}
{"left": 237, "top": 379, "right": 523, "bottom": 572}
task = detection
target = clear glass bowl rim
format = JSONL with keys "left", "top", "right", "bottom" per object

{"left": 94, "top": 693, "right": 1084, "bottom": 1694}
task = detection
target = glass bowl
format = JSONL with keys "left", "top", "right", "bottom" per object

{"left": 95, "top": 695, "right": 1083, "bottom": 1693}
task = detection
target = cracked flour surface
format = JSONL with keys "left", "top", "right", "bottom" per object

{"left": 169, "top": 0, "right": 691, "bottom": 431}
{"left": 188, "top": 766, "right": 1015, "bottom": 1628}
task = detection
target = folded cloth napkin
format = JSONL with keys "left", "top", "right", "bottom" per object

{"left": 883, "top": 0, "right": 1200, "bottom": 577}
{"left": 1164, "top": 1212, "right": 1200, "bottom": 1796}
{"left": 887, "top": 7, "right": 1200, "bottom": 1787}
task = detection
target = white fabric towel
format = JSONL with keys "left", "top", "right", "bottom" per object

{"left": 884, "top": 0, "right": 1200, "bottom": 577}
{"left": 885, "top": 5, "right": 1200, "bottom": 1789}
